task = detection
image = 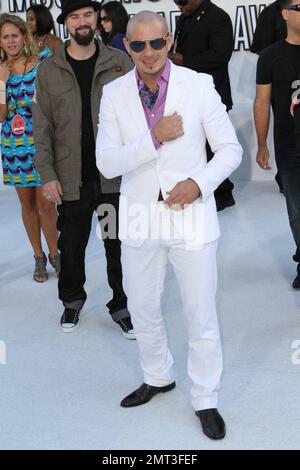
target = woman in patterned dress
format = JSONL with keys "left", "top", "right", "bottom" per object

{"left": 0, "top": 14, "right": 59, "bottom": 282}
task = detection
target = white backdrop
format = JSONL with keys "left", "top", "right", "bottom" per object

{"left": 0, "top": 1, "right": 277, "bottom": 182}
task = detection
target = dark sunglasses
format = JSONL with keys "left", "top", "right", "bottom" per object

{"left": 100, "top": 15, "right": 110, "bottom": 23}
{"left": 128, "top": 36, "right": 168, "bottom": 53}
{"left": 174, "top": 0, "right": 190, "bottom": 6}
{"left": 287, "top": 4, "right": 300, "bottom": 11}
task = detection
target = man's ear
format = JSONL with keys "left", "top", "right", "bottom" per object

{"left": 167, "top": 32, "right": 173, "bottom": 52}
{"left": 282, "top": 8, "right": 288, "bottom": 22}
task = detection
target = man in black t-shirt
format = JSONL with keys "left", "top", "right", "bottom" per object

{"left": 33, "top": 0, "right": 135, "bottom": 337}
{"left": 254, "top": 0, "right": 300, "bottom": 289}
{"left": 251, "top": 0, "right": 287, "bottom": 193}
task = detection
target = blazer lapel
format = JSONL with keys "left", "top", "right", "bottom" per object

{"left": 123, "top": 70, "right": 148, "bottom": 133}
{"left": 164, "top": 63, "right": 186, "bottom": 116}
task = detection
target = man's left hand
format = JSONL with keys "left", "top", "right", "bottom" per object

{"left": 168, "top": 52, "right": 183, "bottom": 66}
{"left": 164, "top": 179, "right": 201, "bottom": 210}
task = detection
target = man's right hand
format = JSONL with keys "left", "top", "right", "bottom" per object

{"left": 42, "top": 180, "right": 63, "bottom": 205}
{"left": 153, "top": 112, "right": 184, "bottom": 144}
{"left": 256, "top": 146, "right": 272, "bottom": 170}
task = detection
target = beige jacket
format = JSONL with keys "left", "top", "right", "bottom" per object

{"left": 33, "top": 41, "right": 133, "bottom": 200}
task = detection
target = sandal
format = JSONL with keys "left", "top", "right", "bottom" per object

{"left": 33, "top": 252, "right": 48, "bottom": 282}
{"left": 48, "top": 253, "right": 60, "bottom": 276}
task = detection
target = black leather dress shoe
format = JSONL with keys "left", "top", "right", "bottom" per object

{"left": 120, "top": 382, "right": 176, "bottom": 408}
{"left": 196, "top": 408, "right": 226, "bottom": 440}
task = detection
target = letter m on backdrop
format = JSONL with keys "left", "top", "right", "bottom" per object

{"left": 8, "top": 0, "right": 31, "bottom": 13}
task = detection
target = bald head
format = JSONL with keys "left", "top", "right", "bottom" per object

{"left": 123, "top": 10, "right": 172, "bottom": 83}
{"left": 126, "top": 10, "right": 168, "bottom": 39}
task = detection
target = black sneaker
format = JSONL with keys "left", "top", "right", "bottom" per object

{"left": 60, "top": 308, "right": 80, "bottom": 333}
{"left": 116, "top": 317, "right": 136, "bottom": 340}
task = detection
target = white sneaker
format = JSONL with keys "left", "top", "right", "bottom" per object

{"left": 116, "top": 318, "right": 136, "bottom": 340}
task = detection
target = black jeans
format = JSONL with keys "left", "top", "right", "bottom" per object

{"left": 274, "top": 136, "right": 300, "bottom": 270}
{"left": 57, "top": 181, "right": 128, "bottom": 319}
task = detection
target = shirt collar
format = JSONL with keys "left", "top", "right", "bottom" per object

{"left": 135, "top": 59, "right": 171, "bottom": 91}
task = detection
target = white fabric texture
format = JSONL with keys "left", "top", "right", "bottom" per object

{"left": 96, "top": 63, "right": 242, "bottom": 248}
{"left": 122, "top": 207, "right": 222, "bottom": 411}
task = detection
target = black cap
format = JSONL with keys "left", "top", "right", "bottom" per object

{"left": 57, "top": 0, "right": 102, "bottom": 24}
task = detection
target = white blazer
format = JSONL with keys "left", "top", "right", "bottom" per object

{"left": 96, "top": 62, "right": 242, "bottom": 248}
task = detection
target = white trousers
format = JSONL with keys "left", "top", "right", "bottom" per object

{"left": 121, "top": 209, "right": 223, "bottom": 411}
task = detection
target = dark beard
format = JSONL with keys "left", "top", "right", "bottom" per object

{"left": 71, "top": 26, "right": 95, "bottom": 46}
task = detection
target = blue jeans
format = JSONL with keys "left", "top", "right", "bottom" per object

{"left": 274, "top": 136, "right": 300, "bottom": 271}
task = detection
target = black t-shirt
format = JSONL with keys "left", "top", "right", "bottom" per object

{"left": 66, "top": 44, "right": 99, "bottom": 182}
{"left": 257, "top": 40, "right": 300, "bottom": 145}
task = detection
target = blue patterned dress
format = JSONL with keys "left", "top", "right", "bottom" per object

{"left": 1, "top": 48, "right": 51, "bottom": 187}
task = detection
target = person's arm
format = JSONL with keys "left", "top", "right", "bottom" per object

{"left": 253, "top": 83, "right": 272, "bottom": 170}
{"left": 32, "top": 65, "right": 62, "bottom": 202}
{"left": 96, "top": 87, "right": 183, "bottom": 179}
{"left": 96, "top": 88, "right": 158, "bottom": 178}
{"left": 182, "top": 14, "right": 233, "bottom": 72}
{"left": 0, "top": 63, "right": 9, "bottom": 122}
{"left": 46, "top": 35, "right": 63, "bottom": 54}
{"left": 188, "top": 75, "right": 242, "bottom": 201}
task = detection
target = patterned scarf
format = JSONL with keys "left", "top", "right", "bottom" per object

{"left": 139, "top": 83, "right": 159, "bottom": 109}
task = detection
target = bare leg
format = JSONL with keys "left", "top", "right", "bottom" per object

{"left": 36, "top": 187, "right": 58, "bottom": 258}
{"left": 16, "top": 186, "right": 46, "bottom": 282}
{"left": 16, "top": 186, "right": 43, "bottom": 256}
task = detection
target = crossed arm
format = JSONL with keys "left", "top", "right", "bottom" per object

{"left": 97, "top": 77, "right": 242, "bottom": 209}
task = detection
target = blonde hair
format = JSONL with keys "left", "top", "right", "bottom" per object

{"left": 0, "top": 13, "right": 38, "bottom": 64}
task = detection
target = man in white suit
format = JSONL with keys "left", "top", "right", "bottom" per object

{"left": 96, "top": 11, "right": 242, "bottom": 440}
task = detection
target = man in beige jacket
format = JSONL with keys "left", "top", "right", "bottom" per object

{"left": 33, "top": 0, "right": 135, "bottom": 338}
